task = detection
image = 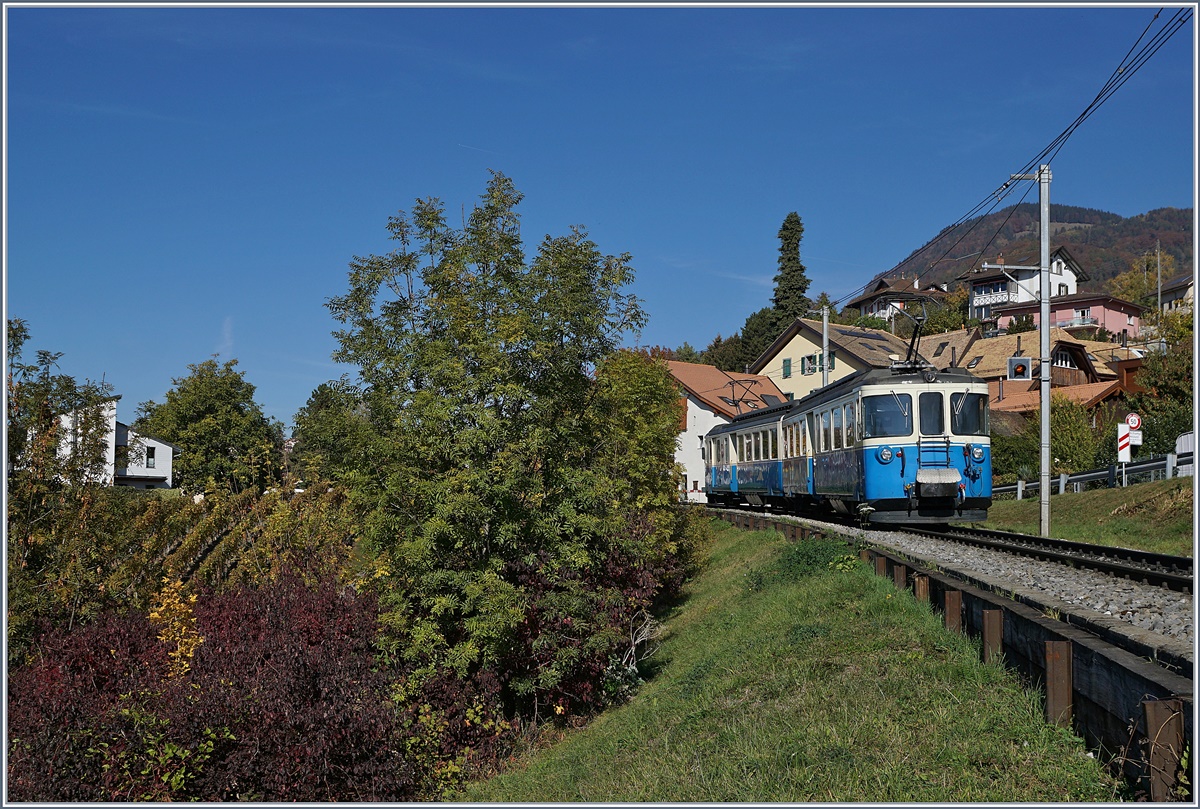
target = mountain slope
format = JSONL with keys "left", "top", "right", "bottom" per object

{"left": 886, "top": 204, "right": 1193, "bottom": 290}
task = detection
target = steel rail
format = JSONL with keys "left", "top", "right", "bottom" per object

{"left": 903, "top": 525, "right": 1194, "bottom": 593}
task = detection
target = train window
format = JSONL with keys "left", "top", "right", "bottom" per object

{"left": 832, "top": 407, "right": 843, "bottom": 450}
{"left": 919, "top": 392, "right": 944, "bottom": 436}
{"left": 951, "top": 392, "right": 989, "bottom": 436}
{"left": 862, "top": 394, "right": 912, "bottom": 438}
{"left": 821, "top": 411, "right": 831, "bottom": 452}
{"left": 769, "top": 429, "right": 778, "bottom": 460}
{"left": 845, "top": 403, "right": 856, "bottom": 446}
{"left": 754, "top": 432, "right": 762, "bottom": 461}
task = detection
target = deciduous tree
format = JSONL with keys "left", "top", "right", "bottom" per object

{"left": 322, "top": 172, "right": 703, "bottom": 715}
{"left": 134, "top": 359, "right": 284, "bottom": 494}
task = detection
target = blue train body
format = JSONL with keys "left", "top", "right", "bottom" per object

{"left": 704, "top": 363, "right": 992, "bottom": 524}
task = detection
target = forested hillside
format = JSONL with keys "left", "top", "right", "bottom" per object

{"left": 889, "top": 205, "right": 1193, "bottom": 289}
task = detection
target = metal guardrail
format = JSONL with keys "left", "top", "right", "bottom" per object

{"left": 994, "top": 452, "right": 1193, "bottom": 498}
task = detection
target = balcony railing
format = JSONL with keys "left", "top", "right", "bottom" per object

{"left": 1053, "top": 316, "right": 1099, "bottom": 328}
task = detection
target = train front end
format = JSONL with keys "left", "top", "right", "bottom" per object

{"left": 858, "top": 367, "right": 992, "bottom": 523}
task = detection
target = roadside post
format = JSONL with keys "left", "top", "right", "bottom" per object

{"left": 1118, "top": 423, "right": 1131, "bottom": 486}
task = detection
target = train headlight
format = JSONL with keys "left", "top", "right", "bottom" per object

{"left": 876, "top": 446, "right": 894, "bottom": 463}
{"left": 971, "top": 445, "right": 985, "bottom": 462}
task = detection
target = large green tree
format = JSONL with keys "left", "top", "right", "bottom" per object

{"left": 134, "top": 359, "right": 284, "bottom": 494}
{"left": 323, "top": 172, "right": 704, "bottom": 712}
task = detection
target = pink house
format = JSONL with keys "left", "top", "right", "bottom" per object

{"left": 991, "top": 292, "right": 1146, "bottom": 342}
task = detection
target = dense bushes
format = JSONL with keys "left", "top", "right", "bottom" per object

{"left": 7, "top": 574, "right": 434, "bottom": 801}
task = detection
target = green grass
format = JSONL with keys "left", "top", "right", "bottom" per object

{"left": 458, "top": 521, "right": 1120, "bottom": 802}
{"left": 979, "top": 477, "right": 1194, "bottom": 557}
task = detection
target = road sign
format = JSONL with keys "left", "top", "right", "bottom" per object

{"left": 1130, "top": 429, "right": 1143, "bottom": 445}
{"left": 1126, "top": 413, "right": 1142, "bottom": 430}
{"left": 1118, "top": 423, "right": 1131, "bottom": 463}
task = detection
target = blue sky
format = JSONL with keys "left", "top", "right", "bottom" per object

{"left": 5, "top": 3, "right": 1195, "bottom": 430}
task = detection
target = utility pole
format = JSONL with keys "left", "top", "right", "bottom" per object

{"left": 993, "top": 166, "right": 1051, "bottom": 535}
{"left": 1023, "top": 165, "right": 1052, "bottom": 538}
{"left": 821, "top": 305, "right": 829, "bottom": 387}
{"left": 1157, "top": 239, "right": 1162, "bottom": 326}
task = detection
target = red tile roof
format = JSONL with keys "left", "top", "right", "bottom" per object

{"left": 666, "top": 361, "right": 788, "bottom": 420}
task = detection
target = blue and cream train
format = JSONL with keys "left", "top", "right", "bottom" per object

{"left": 703, "top": 361, "right": 992, "bottom": 523}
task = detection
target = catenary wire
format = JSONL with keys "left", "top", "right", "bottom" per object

{"left": 828, "top": 7, "right": 1192, "bottom": 312}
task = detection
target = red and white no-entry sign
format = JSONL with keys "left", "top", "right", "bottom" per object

{"left": 1126, "top": 412, "right": 1142, "bottom": 430}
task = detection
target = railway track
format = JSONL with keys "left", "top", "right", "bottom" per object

{"left": 903, "top": 524, "right": 1194, "bottom": 594}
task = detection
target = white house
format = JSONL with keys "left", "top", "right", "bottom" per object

{"left": 59, "top": 400, "right": 179, "bottom": 488}
{"left": 665, "top": 361, "right": 788, "bottom": 504}
{"left": 957, "top": 246, "right": 1089, "bottom": 323}
{"left": 1160, "top": 272, "right": 1194, "bottom": 315}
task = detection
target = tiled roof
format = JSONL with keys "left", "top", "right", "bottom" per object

{"left": 992, "top": 291, "right": 1147, "bottom": 314}
{"left": 990, "top": 380, "right": 1124, "bottom": 413}
{"left": 750, "top": 318, "right": 920, "bottom": 373}
{"left": 956, "top": 328, "right": 1088, "bottom": 380}
{"left": 1069, "top": 338, "right": 1141, "bottom": 379}
{"left": 1161, "top": 272, "right": 1194, "bottom": 295}
{"left": 956, "top": 245, "right": 1088, "bottom": 282}
{"left": 918, "top": 327, "right": 980, "bottom": 370}
{"left": 665, "top": 361, "right": 788, "bottom": 420}
{"left": 844, "top": 276, "right": 942, "bottom": 307}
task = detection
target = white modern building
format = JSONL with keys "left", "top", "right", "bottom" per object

{"left": 59, "top": 400, "right": 179, "bottom": 488}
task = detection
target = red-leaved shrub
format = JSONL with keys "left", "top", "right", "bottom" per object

{"left": 8, "top": 573, "right": 419, "bottom": 801}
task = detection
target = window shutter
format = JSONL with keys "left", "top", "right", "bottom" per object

{"left": 782, "top": 358, "right": 792, "bottom": 378}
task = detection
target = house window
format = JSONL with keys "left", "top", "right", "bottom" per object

{"left": 1058, "top": 284, "right": 1069, "bottom": 296}
{"left": 1127, "top": 313, "right": 1135, "bottom": 326}
{"left": 1053, "top": 350, "right": 1077, "bottom": 368}
{"left": 966, "top": 356, "right": 982, "bottom": 369}
{"left": 146, "top": 447, "right": 156, "bottom": 469}
{"left": 782, "top": 358, "right": 792, "bottom": 379}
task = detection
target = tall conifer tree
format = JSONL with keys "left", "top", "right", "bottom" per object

{"left": 771, "top": 211, "right": 812, "bottom": 322}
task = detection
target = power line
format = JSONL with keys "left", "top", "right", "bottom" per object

{"left": 831, "top": 7, "right": 1192, "bottom": 312}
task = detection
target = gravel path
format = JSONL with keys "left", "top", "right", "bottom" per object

{"left": 796, "top": 516, "right": 1195, "bottom": 665}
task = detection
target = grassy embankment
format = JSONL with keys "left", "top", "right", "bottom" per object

{"left": 980, "top": 476, "right": 1194, "bottom": 557}
{"left": 458, "top": 519, "right": 1121, "bottom": 802}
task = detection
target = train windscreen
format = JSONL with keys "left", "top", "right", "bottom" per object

{"left": 950, "top": 392, "right": 989, "bottom": 436}
{"left": 862, "top": 393, "right": 912, "bottom": 438}
{"left": 919, "top": 392, "right": 944, "bottom": 436}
